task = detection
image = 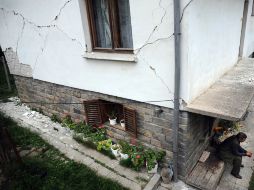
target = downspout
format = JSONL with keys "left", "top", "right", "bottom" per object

{"left": 173, "top": 0, "right": 181, "bottom": 182}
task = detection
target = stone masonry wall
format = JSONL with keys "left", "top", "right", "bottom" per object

{"left": 14, "top": 76, "right": 174, "bottom": 154}
{"left": 177, "top": 113, "right": 212, "bottom": 179}
{"left": 13, "top": 75, "right": 211, "bottom": 178}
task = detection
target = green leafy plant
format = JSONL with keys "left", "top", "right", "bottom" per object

{"left": 89, "top": 128, "right": 107, "bottom": 143}
{"left": 144, "top": 149, "right": 157, "bottom": 171}
{"left": 97, "top": 139, "right": 112, "bottom": 151}
{"left": 111, "top": 144, "right": 120, "bottom": 150}
{"left": 62, "top": 114, "right": 73, "bottom": 126}
{"left": 130, "top": 152, "right": 145, "bottom": 171}
{"left": 119, "top": 158, "right": 133, "bottom": 168}
{"left": 144, "top": 149, "right": 166, "bottom": 171}
{"left": 118, "top": 140, "right": 132, "bottom": 154}
{"left": 75, "top": 122, "right": 94, "bottom": 135}
{"left": 118, "top": 141, "right": 145, "bottom": 171}
{"left": 107, "top": 110, "right": 117, "bottom": 119}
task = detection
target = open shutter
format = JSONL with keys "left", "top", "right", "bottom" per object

{"left": 84, "top": 100, "right": 102, "bottom": 127}
{"left": 123, "top": 107, "right": 137, "bottom": 138}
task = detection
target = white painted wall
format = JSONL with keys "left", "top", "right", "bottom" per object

{"left": 243, "top": 0, "right": 254, "bottom": 57}
{"left": 0, "top": 0, "right": 175, "bottom": 108}
{"left": 0, "top": 0, "right": 249, "bottom": 108}
{"left": 182, "top": 0, "right": 245, "bottom": 103}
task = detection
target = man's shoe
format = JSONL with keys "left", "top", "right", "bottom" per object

{"left": 231, "top": 172, "right": 242, "bottom": 179}
{"left": 241, "top": 164, "right": 244, "bottom": 168}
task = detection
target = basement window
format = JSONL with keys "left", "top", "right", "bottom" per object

{"left": 84, "top": 99, "right": 137, "bottom": 137}
{"left": 85, "top": 0, "right": 133, "bottom": 53}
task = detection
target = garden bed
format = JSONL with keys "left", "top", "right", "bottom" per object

{"left": 53, "top": 114, "right": 166, "bottom": 173}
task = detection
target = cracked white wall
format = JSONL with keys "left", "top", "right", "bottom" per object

{"left": 182, "top": 0, "right": 246, "bottom": 102}
{"left": 0, "top": 0, "right": 176, "bottom": 108}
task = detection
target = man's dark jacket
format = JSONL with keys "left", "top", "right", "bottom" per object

{"left": 218, "top": 135, "right": 247, "bottom": 160}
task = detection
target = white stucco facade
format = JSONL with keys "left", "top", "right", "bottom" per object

{"left": 181, "top": 0, "right": 246, "bottom": 102}
{"left": 0, "top": 0, "right": 175, "bottom": 108}
{"left": 0, "top": 0, "right": 253, "bottom": 108}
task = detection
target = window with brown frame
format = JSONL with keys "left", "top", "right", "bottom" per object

{"left": 83, "top": 99, "right": 137, "bottom": 137}
{"left": 86, "top": 0, "right": 133, "bottom": 52}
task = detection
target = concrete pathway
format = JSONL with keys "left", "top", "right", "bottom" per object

{"left": 0, "top": 100, "right": 152, "bottom": 190}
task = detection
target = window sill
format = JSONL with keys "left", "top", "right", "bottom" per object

{"left": 83, "top": 51, "right": 137, "bottom": 63}
{"left": 104, "top": 122, "right": 126, "bottom": 132}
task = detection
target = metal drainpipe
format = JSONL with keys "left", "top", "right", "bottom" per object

{"left": 173, "top": 0, "right": 181, "bottom": 182}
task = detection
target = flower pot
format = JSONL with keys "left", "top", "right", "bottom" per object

{"left": 111, "top": 147, "right": 119, "bottom": 157}
{"left": 120, "top": 119, "right": 125, "bottom": 129}
{"left": 119, "top": 152, "right": 129, "bottom": 160}
{"left": 109, "top": 118, "right": 117, "bottom": 126}
{"left": 146, "top": 161, "right": 158, "bottom": 174}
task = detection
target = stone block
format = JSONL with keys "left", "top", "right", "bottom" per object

{"left": 144, "top": 123, "right": 163, "bottom": 134}
{"left": 73, "top": 108, "right": 81, "bottom": 114}
{"left": 106, "top": 130, "right": 114, "bottom": 138}
{"left": 153, "top": 133, "right": 165, "bottom": 142}
{"left": 143, "top": 174, "right": 161, "bottom": 190}
{"left": 161, "top": 141, "right": 172, "bottom": 150}
{"left": 73, "top": 90, "right": 81, "bottom": 98}
{"left": 138, "top": 135, "right": 151, "bottom": 144}
{"left": 152, "top": 117, "right": 170, "bottom": 127}
{"left": 165, "top": 150, "right": 173, "bottom": 159}
{"left": 144, "top": 114, "right": 153, "bottom": 122}
{"left": 113, "top": 133, "right": 125, "bottom": 140}
{"left": 151, "top": 139, "right": 161, "bottom": 148}
{"left": 138, "top": 128, "right": 153, "bottom": 138}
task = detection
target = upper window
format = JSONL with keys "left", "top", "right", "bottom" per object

{"left": 86, "top": 0, "right": 133, "bottom": 52}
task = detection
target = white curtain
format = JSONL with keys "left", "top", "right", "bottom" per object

{"left": 93, "top": 0, "right": 112, "bottom": 48}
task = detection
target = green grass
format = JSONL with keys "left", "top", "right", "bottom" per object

{"left": 249, "top": 172, "right": 254, "bottom": 190}
{"left": 0, "top": 112, "right": 128, "bottom": 190}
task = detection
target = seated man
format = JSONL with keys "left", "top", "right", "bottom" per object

{"left": 218, "top": 132, "right": 252, "bottom": 179}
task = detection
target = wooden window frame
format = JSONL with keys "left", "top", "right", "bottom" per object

{"left": 84, "top": 100, "right": 137, "bottom": 137}
{"left": 85, "top": 0, "right": 133, "bottom": 53}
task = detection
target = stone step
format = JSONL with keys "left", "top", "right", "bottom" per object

{"left": 144, "top": 174, "right": 161, "bottom": 190}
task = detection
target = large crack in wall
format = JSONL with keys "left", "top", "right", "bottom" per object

{"left": 134, "top": 0, "right": 194, "bottom": 103}
{"left": 0, "top": 0, "right": 81, "bottom": 76}
{"left": 0, "top": 0, "right": 194, "bottom": 104}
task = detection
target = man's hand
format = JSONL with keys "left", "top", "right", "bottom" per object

{"left": 246, "top": 151, "right": 252, "bottom": 157}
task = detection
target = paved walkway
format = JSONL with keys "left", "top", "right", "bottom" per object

{"left": 0, "top": 100, "right": 152, "bottom": 190}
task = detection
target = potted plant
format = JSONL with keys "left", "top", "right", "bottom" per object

{"left": 118, "top": 140, "right": 131, "bottom": 159}
{"left": 107, "top": 111, "right": 117, "bottom": 126}
{"left": 120, "top": 119, "right": 125, "bottom": 129}
{"left": 144, "top": 149, "right": 166, "bottom": 173}
{"left": 97, "top": 139, "right": 112, "bottom": 151}
{"left": 130, "top": 152, "right": 145, "bottom": 171}
{"left": 111, "top": 144, "right": 120, "bottom": 157}
{"left": 144, "top": 149, "right": 158, "bottom": 173}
